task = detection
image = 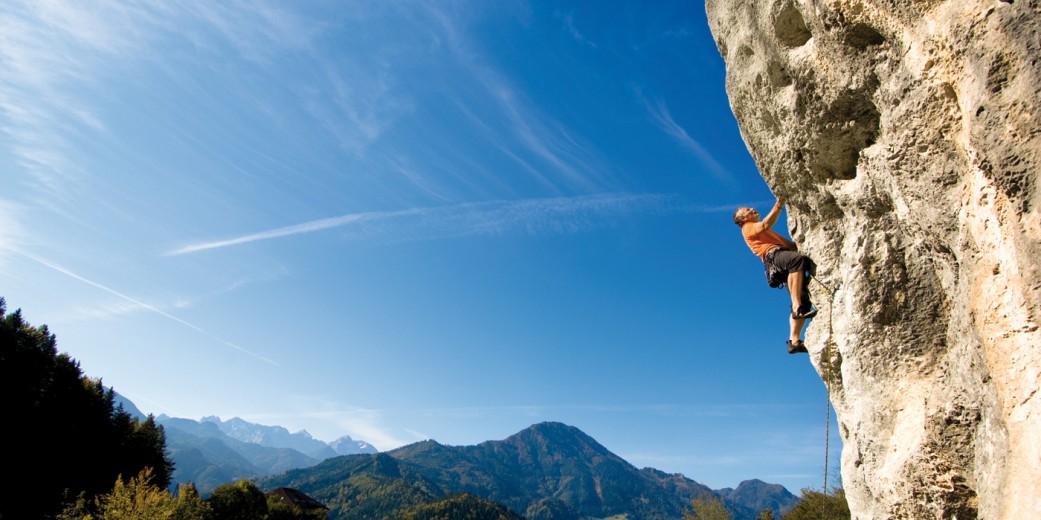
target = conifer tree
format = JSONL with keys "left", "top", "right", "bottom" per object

{"left": 1, "top": 297, "right": 174, "bottom": 519}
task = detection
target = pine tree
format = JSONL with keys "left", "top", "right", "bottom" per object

{"left": 1, "top": 297, "right": 175, "bottom": 519}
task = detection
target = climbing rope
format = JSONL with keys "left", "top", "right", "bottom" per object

{"left": 824, "top": 379, "right": 832, "bottom": 494}
{"left": 811, "top": 275, "right": 837, "bottom": 497}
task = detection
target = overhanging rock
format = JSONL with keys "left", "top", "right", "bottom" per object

{"left": 705, "top": 0, "right": 1041, "bottom": 518}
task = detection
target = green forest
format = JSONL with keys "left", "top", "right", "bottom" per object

{"left": 0, "top": 298, "right": 323, "bottom": 520}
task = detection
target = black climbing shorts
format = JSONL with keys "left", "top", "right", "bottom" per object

{"left": 769, "top": 249, "right": 814, "bottom": 275}
{"left": 765, "top": 248, "right": 815, "bottom": 311}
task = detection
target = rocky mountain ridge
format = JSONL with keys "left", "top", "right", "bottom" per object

{"left": 103, "top": 391, "right": 381, "bottom": 493}
{"left": 155, "top": 414, "right": 377, "bottom": 493}
{"left": 199, "top": 415, "right": 375, "bottom": 459}
{"left": 262, "top": 421, "right": 798, "bottom": 520}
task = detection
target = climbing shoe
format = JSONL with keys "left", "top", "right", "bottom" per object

{"left": 792, "top": 307, "right": 818, "bottom": 320}
{"left": 787, "top": 340, "right": 808, "bottom": 354}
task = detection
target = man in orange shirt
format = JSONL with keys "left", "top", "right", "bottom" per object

{"left": 734, "top": 197, "right": 816, "bottom": 354}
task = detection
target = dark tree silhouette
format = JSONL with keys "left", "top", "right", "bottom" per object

{"left": 0, "top": 297, "right": 173, "bottom": 519}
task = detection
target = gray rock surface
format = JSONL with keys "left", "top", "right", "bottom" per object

{"left": 705, "top": 0, "right": 1040, "bottom": 518}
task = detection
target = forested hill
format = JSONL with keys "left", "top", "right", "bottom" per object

{"left": 261, "top": 421, "right": 797, "bottom": 520}
{"left": 1, "top": 299, "right": 172, "bottom": 520}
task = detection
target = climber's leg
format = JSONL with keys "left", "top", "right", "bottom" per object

{"left": 789, "top": 313, "right": 806, "bottom": 345}
{"left": 788, "top": 270, "right": 804, "bottom": 313}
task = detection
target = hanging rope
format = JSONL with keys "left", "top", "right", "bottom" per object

{"left": 824, "top": 378, "right": 832, "bottom": 493}
{"left": 811, "top": 275, "right": 838, "bottom": 498}
{"left": 792, "top": 212, "right": 841, "bottom": 505}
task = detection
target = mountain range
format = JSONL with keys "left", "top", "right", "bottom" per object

{"left": 112, "top": 393, "right": 797, "bottom": 518}
{"left": 112, "top": 390, "right": 377, "bottom": 493}
{"left": 155, "top": 415, "right": 377, "bottom": 493}
{"left": 259, "top": 421, "right": 798, "bottom": 520}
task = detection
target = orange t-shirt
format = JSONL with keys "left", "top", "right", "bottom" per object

{"left": 741, "top": 224, "right": 789, "bottom": 261}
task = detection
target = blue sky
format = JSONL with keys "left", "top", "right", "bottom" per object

{"left": 1, "top": 0, "right": 838, "bottom": 492}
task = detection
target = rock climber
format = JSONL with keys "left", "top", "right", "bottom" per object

{"left": 734, "top": 197, "right": 817, "bottom": 354}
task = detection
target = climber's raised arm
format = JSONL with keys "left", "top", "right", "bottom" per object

{"left": 759, "top": 197, "right": 785, "bottom": 232}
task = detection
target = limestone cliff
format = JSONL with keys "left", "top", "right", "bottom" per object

{"left": 705, "top": 0, "right": 1040, "bottom": 518}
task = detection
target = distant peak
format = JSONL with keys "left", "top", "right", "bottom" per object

{"left": 531, "top": 420, "right": 569, "bottom": 428}
{"left": 738, "top": 478, "right": 766, "bottom": 485}
{"left": 412, "top": 439, "right": 444, "bottom": 448}
{"left": 500, "top": 422, "right": 614, "bottom": 458}
{"left": 733, "top": 479, "right": 783, "bottom": 491}
{"left": 388, "top": 438, "right": 446, "bottom": 458}
{"left": 518, "top": 421, "right": 593, "bottom": 440}
{"left": 522, "top": 421, "right": 579, "bottom": 435}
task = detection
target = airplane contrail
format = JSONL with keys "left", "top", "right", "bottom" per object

{"left": 169, "top": 207, "right": 425, "bottom": 255}
{"left": 168, "top": 193, "right": 705, "bottom": 256}
{"left": 6, "top": 247, "right": 278, "bottom": 366}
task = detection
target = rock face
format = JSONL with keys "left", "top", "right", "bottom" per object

{"left": 705, "top": 1, "right": 1040, "bottom": 518}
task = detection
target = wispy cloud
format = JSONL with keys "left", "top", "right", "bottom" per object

{"left": 70, "top": 300, "right": 150, "bottom": 321}
{"left": 640, "top": 94, "right": 734, "bottom": 186}
{"left": 170, "top": 193, "right": 681, "bottom": 255}
{"left": 189, "top": 1, "right": 320, "bottom": 62}
{"left": 0, "top": 200, "right": 24, "bottom": 265}
{"left": 559, "top": 12, "right": 596, "bottom": 48}
{"left": 0, "top": 1, "right": 324, "bottom": 203}
{"left": 422, "top": 2, "right": 613, "bottom": 193}
{"left": 492, "top": 83, "right": 603, "bottom": 191}
{"left": 4, "top": 246, "right": 277, "bottom": 366}
{"left": 307, "top": 63, "right": 410, "bottom": 157}
{"left": 1, "top": 1, "right": 158, "bottom": 203}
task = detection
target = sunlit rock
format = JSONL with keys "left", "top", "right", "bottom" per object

{"left": 706, "top": 0, "right": 1041, "bottom": 518}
